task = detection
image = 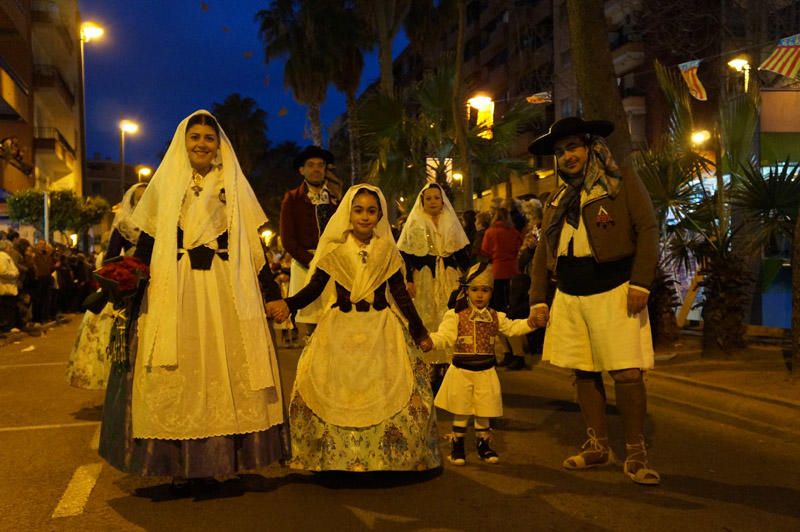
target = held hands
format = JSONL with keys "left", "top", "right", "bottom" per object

{"left": 265, "top": 299, "right": 290, "bottom": 323}
{"left": 418, "top": 336, "right": 433, "bottom": 352}
{"left": 528, "top": 305, "right": 549, "bottom": 329}
{"left": 627, "top": 288, "right": 649, "bottom": 316}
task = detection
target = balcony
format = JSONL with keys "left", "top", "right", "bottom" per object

{"left": 34, "top": 64, "right": 75, "bottom": 110}
{"left": 31, "top": 0, "right": 74, "bottom": 55}
{"left": 0, "top": 0, "right": 29, "bottom": 38}
{"left": 34, "top": 126, "right": 75, "bottom": 178}
{"left": 0, "top": 59, "right": 30, "bottom": 120}
{"left": 612, "top": 39, "right": 645, "bottom": 75}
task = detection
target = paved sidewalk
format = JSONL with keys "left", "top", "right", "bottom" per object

{"left": 528, "top": 330, "right": 800, "bottom": 441}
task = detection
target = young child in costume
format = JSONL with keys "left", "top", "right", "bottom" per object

{"left": 423, "top": 262, "right": 536, "bottom": 465}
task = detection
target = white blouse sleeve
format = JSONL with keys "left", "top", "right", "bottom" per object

{"left": 429, "top": 309, "right": 459, "bottom": 350}
{"left": 497, "top": 311, "right": 534, "bottom": 337}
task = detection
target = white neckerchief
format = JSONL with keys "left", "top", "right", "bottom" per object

{"left": 306, "top": 182, "right": 331, "bottom": 205}
{"left": 130, "top": 110, "right": 275, "bottom": 390}
{"left": 396, "top": 184, "right": 469, "bottom": 257}
{"left": 468, "top": 304, "right": 493, "bottom": 323}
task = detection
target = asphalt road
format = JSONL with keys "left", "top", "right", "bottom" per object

{"left": 1, "top": 318, "right": 798, "bottom": 531}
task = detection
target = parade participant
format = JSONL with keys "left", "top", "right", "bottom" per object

{"left": 397, "top": 183, "right": 470, "bottom": 391}
{"left": 279, "top": 145, "right": 340, "bottom": 339}
{"left": 424, "top": 263, "right": 535, "bottom": 465}
{"left": 268, "top": 184, "right": 441, "bottom": 472}
{"left": 67, "top": 180, "right": 148, "bottom": 390}
{"left": 528, "top": 117, "right": 660, "bottom": 485}
{"left": 98, "top": 111, "right": 288, "bottom": 489}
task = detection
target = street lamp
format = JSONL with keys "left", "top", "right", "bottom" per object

{"left": 137, "top": 166, "right": 153, "bottom": 182}
{"left": 691, "top": 129, "right": 711, "bottom": 146}
{"left": 261, "top": 229, "right": 275, "bottom": 246}
{"left": 727, "top": 57, "right": 751, "bottom": 92}
{"left": 467, "top": 94, "right": 494, "bottom": 140}
{"left": 79, "top": 22, "right": 104, "bottom": 198}
{"left": 452, "top": 171, "right": 464, "bottom": 186}
{"left": 119, "top": 119, "right": 139, "bottom": 198}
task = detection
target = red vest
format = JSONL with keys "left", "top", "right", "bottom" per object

{"left": 454, "top": 307, "right": 499, "bottom": 355}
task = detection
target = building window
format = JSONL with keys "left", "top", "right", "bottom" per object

{"left": 486, "top": 50, "right": 508, "bottom": 71}
{"left": 91, "top": 183, "right": 102, "bottom": 195}
{"left": 560, "top": 98, "right": 573, "bottom": 117}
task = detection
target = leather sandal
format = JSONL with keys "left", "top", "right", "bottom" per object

{"left": 563, "top": 428, "right": 615, "bottom": 470}
{"left": 624, "top": 440, "right": 661, "bottom": 485}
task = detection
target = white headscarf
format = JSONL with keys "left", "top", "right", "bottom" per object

{"left": 297, "top": 184, "right": 403, "bottom": 321}
{"left": 112, "top": 182, "right": 147, "bottom": 244}
{"left": 396, "top": 183, "right": 469, "bottom": 257}
{"left": 130, "top": 110, "right": 275, "bottom": 390}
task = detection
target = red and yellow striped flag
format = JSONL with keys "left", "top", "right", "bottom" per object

{"left": 678, "top": 60, "right": 708, "bottom": 101}
{"left": 759, "top": 34, "right": 800, "bottom": 79}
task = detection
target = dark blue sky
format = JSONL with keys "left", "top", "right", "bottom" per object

{"left": 79, "top": 0, "right": 406, "bottom": 168}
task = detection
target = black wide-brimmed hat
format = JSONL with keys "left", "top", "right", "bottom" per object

{"left": 294, "top": 145, "right": 335, "bottom": 169}
{"left": 528, "top": 116, "right": 614, "bottom": 155}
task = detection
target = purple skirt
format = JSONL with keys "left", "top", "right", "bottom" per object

{"left": 98, "top": 317, "right": 290, "bottom": 478}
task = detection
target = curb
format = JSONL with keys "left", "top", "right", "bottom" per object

{"left": 532, "top": 362, "right": 800, "bottom": 442}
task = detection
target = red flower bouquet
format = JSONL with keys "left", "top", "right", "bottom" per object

{"left": 94, "top": 256, "right": 150, "bottom": 303}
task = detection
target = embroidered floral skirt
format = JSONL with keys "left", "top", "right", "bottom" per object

{"left": 289, "top": 332, "right": 442, "bottom": 472}
{"left": 66, "top": 305, "right": 115, "bottom": 390}
{"left": 98, "top": 308, "right": 290, "bottom": 478}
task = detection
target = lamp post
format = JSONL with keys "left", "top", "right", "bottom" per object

{"left": 137, "top": 166, "right": 152, "bottom": 182}
{"left": 79, "top": 22, "right": 104, "bottom": 197}
{"left": 119, "top": 119, "right": 139, "bottom": 199}
{"left": 727, "top": 57, "right": 751, "bottom": 92}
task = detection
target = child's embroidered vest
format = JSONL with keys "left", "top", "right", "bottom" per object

{"left": 454, "top": 307, "right": 500, "bottom": 355}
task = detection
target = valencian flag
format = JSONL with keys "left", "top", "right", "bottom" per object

{"left": 678, "top": 60, "right": 708, "bottom": 101}
{"left": 759, "top": 34, "right": 800, "bottom": 79}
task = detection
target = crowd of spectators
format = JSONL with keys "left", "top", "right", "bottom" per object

{"left": 0, "top": 229, "right": 99, "bottom": 336}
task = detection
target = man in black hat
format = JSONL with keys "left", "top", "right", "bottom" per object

{"left": 279, "top": 146, "right": 340, "bottom": 335}
{"left": 528, "top": 117, "right": 661, "bottom": 485}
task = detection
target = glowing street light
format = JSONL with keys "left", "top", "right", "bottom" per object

{"left": 727, "top": 57, "right": 751, "bottom": 91}
{"left": 452, "top": 171, "right": 464, "bottom": 186}
{"left": 261, "top": 229, "right": 275, "bottom": 246}
{"left": 137, "top": 166, "right": 153, "bottom": 181}
{"left": 79, "top": 21, "right": 104, "bottom": 200}
{"left": 80, "top": 21, "right": 105, "bottom": 42}
{"left": 691, "top": 129, "right": 711, "bottom": 146}
{"left": 119, "top": 119, "right": 140, "bottom": 198}
{"left": 467, "top": 93, "right": 494, "bottom": 140}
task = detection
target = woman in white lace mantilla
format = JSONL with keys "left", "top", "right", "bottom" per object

{"left": 98, "top": 111, "right": 288, "bottom": 483}
{"left": 270, "top": 184, "right": 441, "bottom": 472}
{"left": 396, "top": 183, "right": 471, "bottom": 389}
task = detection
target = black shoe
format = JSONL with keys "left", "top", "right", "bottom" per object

{"left": 506, "top": 356, "right": 526, "bottom": 371}
{"left": 477, "top": 437, "right": 500, "bottom": 464}
{"left": 448, "top": 437, "right": 466, "bottom": 466}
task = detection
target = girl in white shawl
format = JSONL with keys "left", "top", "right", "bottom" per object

{"left": 98, "top": 111, "right": 288, "bottom": 488}
{"left": 396, "top": 183, "right": 471, "bottom": 390}
{"left": 66, "top": 181, "right": 147, "bottom": 390}
{"left": 270, "top": 184, "right": 441, "bottom": 472}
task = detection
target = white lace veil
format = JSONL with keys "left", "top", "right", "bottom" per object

{"left": 396, "top": 182, "right": 469, "bottom": 257}
{"left": 130, "top": 110, "right": 276, "bottom": 390}
{"left": 112, "top": 182, "right": 147, "bottom": 245}
{"left": 297, "top": 184, "right": 403, "bottom": 321}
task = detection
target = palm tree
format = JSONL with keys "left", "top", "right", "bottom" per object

{"left": 257, "top": 0, "right": 331, "bottom": 145}
{"left": 639, "top": 60, "right": 781, "bottom": 356}
{"left": 359, "top": 66, "right": 541, "bottom": 202}
{"left": 356, "top": 0, "right": 411, "bottom": 96}
{"left": 211, "top": 94, "right": 269, "bottom": 177}
{"left": 326, "top": 3, "right": 373, "bottom": 186}
{"left": 566, "top": 0, "right": 633, "bottom": 161}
